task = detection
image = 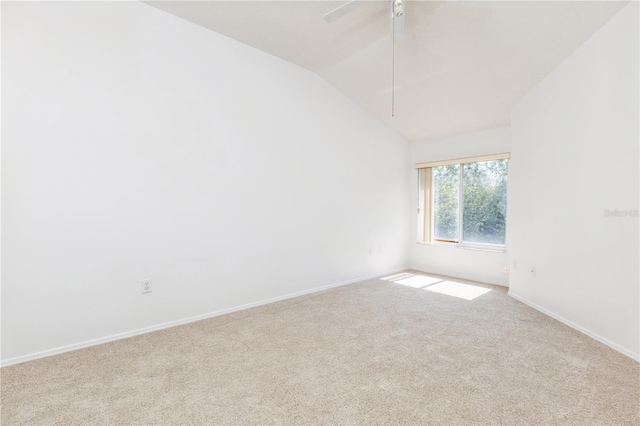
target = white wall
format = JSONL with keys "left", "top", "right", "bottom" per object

{"left": 1, "top": 2, "right": 411, "bottom": 364}
{"left": 409, "top": 127, "right": 511, "bottom": 286}
{"left": 508, "top": 2, "right": 639, "bottom": 359}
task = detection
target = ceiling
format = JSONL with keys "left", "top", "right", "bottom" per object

{"left": 146, "top": 0, "right": 627, "bottom": 141}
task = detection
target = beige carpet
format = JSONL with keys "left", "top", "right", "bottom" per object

{"left": 2, "top": 271, "right": 639, "bottom": 425}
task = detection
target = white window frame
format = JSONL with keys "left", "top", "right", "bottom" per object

{"left": 416, "top": 153, "right": 510, "bottom": 251}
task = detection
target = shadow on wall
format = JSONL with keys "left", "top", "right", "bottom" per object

{"left": 380, "top": 272, "right": 492, "bottom": 301}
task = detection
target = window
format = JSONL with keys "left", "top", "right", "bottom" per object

{"left": 417, "top": 153, "right": 509, "bottom": 249}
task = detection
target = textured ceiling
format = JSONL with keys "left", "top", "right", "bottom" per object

{"left": 147, "top": 1, "right": 628, "bottom": 141}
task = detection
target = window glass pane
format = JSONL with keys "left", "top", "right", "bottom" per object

{"left": 462, "top": 159, "right": 508, "bottom": 245}
{"left": 433, "top": 164, "right": 460, "bottom": 241}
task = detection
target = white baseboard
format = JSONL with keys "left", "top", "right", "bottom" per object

{"left": 1, "top": 267, "right": 407, "bottom": 367}
{"left": 408, "top": 267, "right": 509, "bottom": 288}
{"left": 508, "top": 291, "right": 639, "bottom": 362}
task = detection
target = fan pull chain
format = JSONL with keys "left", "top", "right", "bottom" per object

{"left": 392, "top": 6, "right": 395, "bottom": 117}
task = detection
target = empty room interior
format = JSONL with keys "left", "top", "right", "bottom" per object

{"left": 1, "top": 0, "right": 639, "bottom": 424}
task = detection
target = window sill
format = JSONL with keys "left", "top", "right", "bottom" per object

{"left": 416, "top": 242, "right": 507, "bottom": 253}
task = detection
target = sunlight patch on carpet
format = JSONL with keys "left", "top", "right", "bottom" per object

{"left": 381, "top": 272, "right": 442, "bottom": 288}
{"left": 394, "top": 275, "right": 443, "bottom": 288}
{"left": 380, "top": 272, "right": 415, "bottom": 281}
{"left": 382, "top": 272, "right": 491, "bottom": 300}
{"left": 424, "top": 281, "right": 491, "bottom": 301}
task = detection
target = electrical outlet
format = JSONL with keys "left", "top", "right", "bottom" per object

{"left": 503, "top": 266, "right": 509, "bottom": 275}
{"left": 141, "top": 279, "right": 152, "bottom": 294}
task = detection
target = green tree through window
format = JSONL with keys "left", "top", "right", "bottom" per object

{"left": 431, "top": 159, "right": 508, "bottom": 245}
{"left": 462, "top": 160, "right": 508, "bottom": 245}
{"left": 433, "top": 165, "right": 459, "bottom": 241}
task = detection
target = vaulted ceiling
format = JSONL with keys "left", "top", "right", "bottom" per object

{"left": 147, "top": 1, "right": 627, "bottom": 141}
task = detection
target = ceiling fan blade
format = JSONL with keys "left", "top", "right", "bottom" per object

{"left": 323, "top": 1, "right": 367, "bottom": 23}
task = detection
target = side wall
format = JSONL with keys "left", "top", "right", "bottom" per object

{"left": 508, "top": 2, "right": 639, "bottom": 359}
{"left": 1, "top": 2, "right": 411, "bottom": 364}
{"left": 409, "top": 127, "right": 511, "bottom": 286}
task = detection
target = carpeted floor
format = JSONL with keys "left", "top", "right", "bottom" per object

{"left": 2, "top": 271, "right": 639, "bottom": 425}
